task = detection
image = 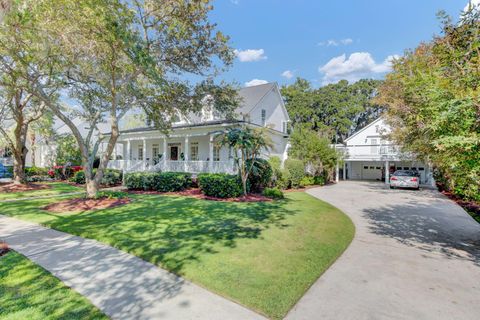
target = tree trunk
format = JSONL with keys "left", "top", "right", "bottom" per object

{"left": 12, "top": 151, "right": 26, "bottom": 184}
{"left": 241, "top": 172, "right": 248, "bottom": 196}
{"left": 12, "top": 121, "right": 28, "bottom": 185}
{"left": 86, "top": 179, "right": 99, "bottom": 198}
{"left": 30, "top": 132, "right": 36, "bottom": 166}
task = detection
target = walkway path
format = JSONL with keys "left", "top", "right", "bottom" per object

{"left": 0, "top": 215, "right": 265, "bottom": 320}
{"left": 286, "top": 181, "right": 480, "bottom": 320}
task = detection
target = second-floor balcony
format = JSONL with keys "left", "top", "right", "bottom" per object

{"left": 338, "top": 144, "right": 410, "bottom": 161}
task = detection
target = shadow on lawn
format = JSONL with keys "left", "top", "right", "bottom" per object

{"left": 41, "top": 195, "right": 296, "bottom": 274}
{"left": 0, "top": 252, "right": 106, "bottom": 319}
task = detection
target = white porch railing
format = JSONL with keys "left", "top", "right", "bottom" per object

{"left": 108, "top": 159, "right": 237, "bottom": 175}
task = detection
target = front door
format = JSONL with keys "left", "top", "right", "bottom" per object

{"left": 170, "top": 146, "right": 178, "bottom": 161}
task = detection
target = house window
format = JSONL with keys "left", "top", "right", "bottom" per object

{"left": 138, "top": 146, "right": 144, "bottom": 160}
{"left": 282, "top": 121, "right": 288, "bottom": 134}
{"left": 190, "top": 143, "right": 199, "bottom": 161}
{"left": 363, "top": 166, "right": 369, "bottom": 170}
{"left": 213, "top": 145, "right": 220, "bottom": 161}
{"left": 261, "top": 109, "right": 266, "bottom": 126}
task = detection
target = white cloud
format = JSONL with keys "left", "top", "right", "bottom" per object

{"left": 318, "top": 38, "right": 353, "bottom": 47}
{"left": 245, "top": 79, "right": 268, "bottom": 87}
{"left": 281, "top": 70, "right": 294, "bottom": 79}
{"left": 234, "top": 49, "right": 267, "bottom": 62}
{"left": 318, "top": 52, "right": 399, "bottom": 85}
{"left": 230, "top": 0, "right": 239, "bottom": 5}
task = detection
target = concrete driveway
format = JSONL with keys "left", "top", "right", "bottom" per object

{"left": 286, "top": 181, "right": 480, "bottom": 320}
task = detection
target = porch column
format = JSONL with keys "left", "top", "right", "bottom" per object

{"left": 335, "top": 160, "right": 339, "bottom": 183}
{"left": 385, "top": 160, "right": 389, "bottom": 184}
{"left": 163, "top": 137, "right": 167, "bottom": 169}
{"left": 184, "top": 136, "right": 189, "bottom": 172}
{"left": 209, "top": 134, "right": 214, "bottom": 172}
{"left": 142, "top": 138, "right": 147, "bottom": 170}
{"left": 127, "top": 140, "right": 131, "bottom": 161}
{"left": 113, "top": 144, "right": 118, "bottom": 160}
{"left": 343, "top": 161, "right": 346, "bottom": 180}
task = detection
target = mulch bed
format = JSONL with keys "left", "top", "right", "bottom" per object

{"left": 0, "top": 183, "right": 51, "bottom": 193}
{"left": 440, "top": 190, "right": 480, "bottom": 218}
{"left": 0, "top": 243, "right": 9, "bottom": 257}
{"left": 43, "top": 197, "right": 131, "bottom": 213}
{"left": 129, "top": 188, "right": 272, "bottom": 202}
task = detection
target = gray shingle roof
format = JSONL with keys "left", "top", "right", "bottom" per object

{"left": 236, "top": 82, "right": 276, "bottom": 116}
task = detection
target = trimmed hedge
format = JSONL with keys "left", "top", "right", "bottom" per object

{"left": 101, "top": 169, "right": 123, "bottom": 187}
{"left": 263, "top": 187, "right": 284, "bottom": 199}
{"left": 71, "top": 169, "right": 123, "bottom": 186}
{"left": 25, "top": 167, "right": 49, "bottom": 177}
{"left": 125, "top": 172, "right": 191, "bottom": 192}
{"left": 198, "top": 173, "right": 242, "bottom": 198}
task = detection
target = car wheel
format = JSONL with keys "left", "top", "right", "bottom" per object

{"left": 390, "top": 186, "right": 394, "bottom": 189}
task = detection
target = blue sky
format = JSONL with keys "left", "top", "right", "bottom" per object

{"left": 209, "top": 0, "right": 473, "bottom": 87}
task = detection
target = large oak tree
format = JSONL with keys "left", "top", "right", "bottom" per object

{"left": 3, "top": 0, "right": 238, "bottom": 196}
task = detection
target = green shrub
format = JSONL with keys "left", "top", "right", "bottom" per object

{"left": 263, "top": 187, "right": 284, "bottom": 199}
{"left": 246, "top": 158, "right": 273, "bottom": 192}
{"left": 153, "top": 172, "right": 192, "bottom": 192}
{"left": 125, "top": 172, "right": 144, "bottom": 190}
{"left": 25, "top": 167, "right": 49, "bottom": 177}
{"left": 268, "top": 156, "right": 282, "bottom": 186}
{"left": 313, "top": 175, "right": 325, "bottom": 186}
{"left": 284, "top": 159, "right": 305, "bottom": 189}
{"left": 198, "top": 173, "right": 242, "bottom": 198}
{"left": 276, "top": 169, "right": 291, "bottom": 190}
{"left": 70, "top": 169, "right": 122, "bottom": 186}
{"left": 71, "top": 170, "right": 86, "bottom": 184}
{"left": 101, "top": 169, "right": 123, "bottom": 187}
{"left": 300, "top": 176, "right": 315, "bottom": 187}
{"left": 125, "top": 172, "right": 191, "bottom": 192}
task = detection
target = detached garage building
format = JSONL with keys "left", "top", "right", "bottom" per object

{"left": 339, "top": 117, "right": 433, "bottom": 185}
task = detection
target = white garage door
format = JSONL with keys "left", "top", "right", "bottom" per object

{"left": 361, "top": 163, "right": 382, "bottom": 180}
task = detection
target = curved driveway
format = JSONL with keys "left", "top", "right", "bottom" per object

{"left": 286, "top": 181, "right": 480, "bottom": 320}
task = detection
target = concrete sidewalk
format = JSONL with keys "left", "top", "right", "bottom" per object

{"left": 0, "top": 215, "right": 265, "bottom": 320}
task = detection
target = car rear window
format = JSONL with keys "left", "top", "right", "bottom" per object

{"left": 393, "top": 170, "right": 413, "bottom": 176}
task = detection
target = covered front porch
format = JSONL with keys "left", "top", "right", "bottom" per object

{"left": 107, "top": 129, "right": 238, "bottom": 174}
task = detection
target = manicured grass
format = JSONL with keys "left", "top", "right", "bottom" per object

{"left": 0, "top": 192, "right": 354, "bottom": 319}
{"left": 0, "top": 251, "right": 107, "bottom": 320}
{"left": 0, "top": 182, "right": 82, "bottom": 200}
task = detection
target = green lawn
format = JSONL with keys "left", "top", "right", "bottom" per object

{"left": 0, "top": 251, "right": 107, "bottom": 320}
{"left": 0, "top": 182, "right": 82, "bottom": 200}
{"left": 0, "top": 191, "right": 354, "bottom": 319}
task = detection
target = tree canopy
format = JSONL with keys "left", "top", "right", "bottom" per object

{"left": 377, "top": 8, "right": 480, "bottom": 201}
{"left": 0, "top": 0, "right": 238, "bottom": 195}
{"left": 281, "top": 78, "right": 384, "bottom": 142}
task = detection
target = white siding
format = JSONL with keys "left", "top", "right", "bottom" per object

{"left": 248, "top": 89, "right": 288, "bottom": 132}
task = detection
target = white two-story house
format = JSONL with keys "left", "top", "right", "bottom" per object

{"left": 107, "top": 82, "right": 290, "bottom": 174}
{"left": 338, "top": 117, "right": 433, "bottom": 185}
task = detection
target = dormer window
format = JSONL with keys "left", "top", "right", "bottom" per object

{"left": 202, "top": 105, "right": 214, "bottom": 121}
{"left": 261, "top": 109, "right": 266, "bottom": 126}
